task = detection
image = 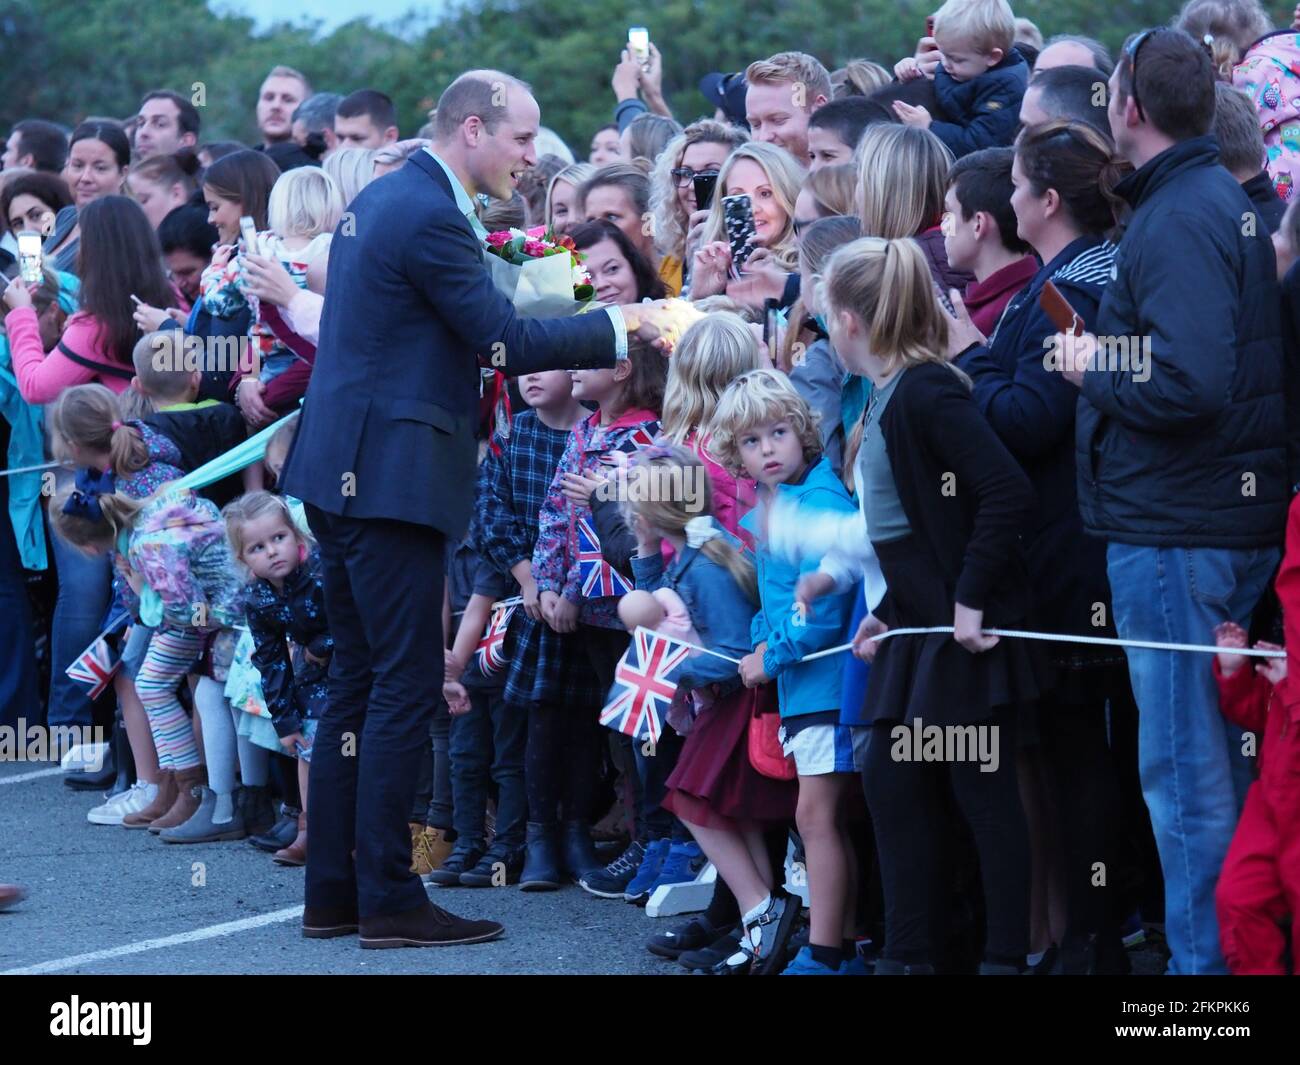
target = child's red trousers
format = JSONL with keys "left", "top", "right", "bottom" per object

{"left": 1213, "top": 495, "right": 1300, "bottom": 974}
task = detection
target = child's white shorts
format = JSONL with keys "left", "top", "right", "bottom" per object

{"left": 779, "top": 719, "right": 870, "bottom": 776}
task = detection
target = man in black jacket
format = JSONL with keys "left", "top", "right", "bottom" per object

{"left": 1061, "top": 29, "right": 1286, "bottom": 975}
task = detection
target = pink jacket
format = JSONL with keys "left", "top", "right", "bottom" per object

{"left": 5, "top": 308, "right": 131, "bottom": 404}
{"left": 689, "top": 429, "right": 756, "bottom": 548}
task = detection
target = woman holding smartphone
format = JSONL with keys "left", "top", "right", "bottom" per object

{"left": 687, "top": 141, "right": 804, "bottom": 300}
{"left": 649, "top": 119, "right": 749, "bottom": 291}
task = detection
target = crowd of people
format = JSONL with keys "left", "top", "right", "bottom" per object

{"left": 3, "top": 0, "right": 1300, "bottom": 977}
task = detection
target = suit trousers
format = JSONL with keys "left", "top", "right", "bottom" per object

{"left": 304, "top": 504, "right": 446, "bottom": 918}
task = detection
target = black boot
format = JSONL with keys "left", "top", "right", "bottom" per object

{"left": 107, "top": 711, "right": 134, "bottom": 799}
{"left": 561, "top": 819, "right": 602, "bottom": 881}
{"left": 239, "top": 785, "right": 276, "bottom": 835}
{"left": 248, "top": 803, "right": 300, "bottom": 853}
{"left": 519, "top": 822, "right": 561, "bottom": 892}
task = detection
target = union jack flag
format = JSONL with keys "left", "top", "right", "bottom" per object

{"left": 577, "top": 517, "right": 633, "bottom": 598}
{"left": 475, "top": 602, "right": 516, "bottom": 676}
{"left": 612, "top": 422, "right": 661, "bottom": 454}
{"left": 599, "top": 627, "right": 691, "bottom": 743}
{"left": 65, "top": 637, "right": 120, "bottom": 700}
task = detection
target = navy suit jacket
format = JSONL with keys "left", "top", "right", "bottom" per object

{"left": 279, "top": 150, "right": 618, "bottom": 537}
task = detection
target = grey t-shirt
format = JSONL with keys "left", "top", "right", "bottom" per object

{"left": 859, "top": 367, "right": 911, "bottom": 544}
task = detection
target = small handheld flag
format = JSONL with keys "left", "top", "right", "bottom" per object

{"left": 577, "top": 517, "right": 633, "bottom": 598}
{"left": 66, "top": 637, "right": 120, "bottom": 700}
{"left": 599, "top": 627, "right": 691, "bottom": 743}
{"left": 475, "top": 602, "right": 516, "bottom": 676}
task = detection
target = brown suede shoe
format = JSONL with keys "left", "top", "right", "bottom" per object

{"left": 0, "top": 883, "right": 28, "bottom": 911}
{"left": 273, "top": 812, "right": 307, "bottom": 866}
{"left": 359, "top": 900, "right": 504, "bottom": 949}
{"left": 122, "top": 771, "right": 177, "bottom": 828}
{"left": 148, "top": 765, "right": 207, "bottom": 833}
{"left": 303, "top": 904, "right": 359, "bottom": 939}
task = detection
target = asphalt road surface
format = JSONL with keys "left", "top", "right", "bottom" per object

{"left": 1, "top": 759, "right": 1169, "bottom": 976}
{"left": 0, "top": 760, "right": 675, "bottom": 975}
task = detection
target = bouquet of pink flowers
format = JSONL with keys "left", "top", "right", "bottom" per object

{"left": 484, "top": 225, "right": 595, "bottom": 316}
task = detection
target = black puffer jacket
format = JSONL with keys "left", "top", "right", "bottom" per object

{"left": 1076, "top": 136, "right": 1287, "bottom": 548}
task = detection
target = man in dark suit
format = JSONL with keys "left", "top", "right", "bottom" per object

{"left": 280, "top": 69, "right": 684, "bottom": 948}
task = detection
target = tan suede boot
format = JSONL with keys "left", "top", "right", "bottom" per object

{"left": 148, "top": 765, "right": 207, "bottom": 833}
{"left": 410, "top": 823, "right": 434, "bottom": 876}
{"left": 273, "top": 812, "right": 307, "bottom": 866}
{"left": 423, "top": 826, "right": 454, "bottom": 871}
{"left": 122, "top": 771, "right": 177, "bottom": 828}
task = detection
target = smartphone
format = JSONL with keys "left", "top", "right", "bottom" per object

{"left": 932, "top": 281, "right": 956, "bottom": 316}
{"left": 628, "top": 26, "right": 650, "bottom": 69}
{"left": 1039, "top": 280, "right": 1085, "bottom": 336}
{"left": 17, "top": 232, "right": 42, "bottom": 285}
{"left": 763, "top": 298, "right": 781, "bottom": 364}
{"left": 238, "top": 215, "right": 260, "bottom": 257}
{"left": 693, "top": 170, "right": 719, "bottom": 212}
{"left": 722, "top": 193, "right": 757, "bottom": 276}
{"left": 925, "top": 15, "right": 936, "bottom": 36}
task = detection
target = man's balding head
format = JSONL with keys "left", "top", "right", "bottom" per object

{"left": 1035, "top": 35, "right": 1114, "bottom": 76}
{"left": 433, "top": 71, "right": 533, "bottom": 141}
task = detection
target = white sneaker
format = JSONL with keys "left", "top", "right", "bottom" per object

{"left": 87, "top": 782, "right": 153, "bottom": 826}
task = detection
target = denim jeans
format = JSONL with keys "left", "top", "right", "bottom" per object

{"left": 1106, "top": 542, "right": 1278, "bottom": 974}
{"left": 48, "top": 531, "right": 112, "bottom": 729}
{"left": 411, "top": 701, "right": 453, "bottom": 830}
{"left": 449, "top": 686, "right": 526, "bottom": 851}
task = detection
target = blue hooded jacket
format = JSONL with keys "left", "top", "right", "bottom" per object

{"left": 741, "top": 456, "right": 857, "bottom": 718}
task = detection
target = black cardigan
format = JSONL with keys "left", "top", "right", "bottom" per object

{"left": 877, "top": 361, "right": 1035, "bottom": 623}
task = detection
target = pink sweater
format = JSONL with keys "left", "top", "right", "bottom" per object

{"left": 5, "top": 307, "right": 131, "bottom": 405}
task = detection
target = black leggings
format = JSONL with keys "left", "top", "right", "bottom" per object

{"left": 862, "top": 718, "right": 1028, "bottom": 967}
{"left": 1037, "top": 688, "right": 1122, "bottom": 947}
{"left": 526, "top": 699, "right": 603, "bottom": 823}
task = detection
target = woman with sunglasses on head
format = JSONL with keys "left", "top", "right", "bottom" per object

{"left": 649, "top": 120, "right": 749, "bottom": 293}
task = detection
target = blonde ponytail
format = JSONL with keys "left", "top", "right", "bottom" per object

{"left": 619, "top": 444, "right": 757, "bottom": 604}
{"left": 700, "top": 536, "right": 758, "bottom": 604}
{"left": 50, "top": 384, "right": 150, "bottom": 474}
{"left": 821, "top": 237, "right": 959, "bottom": 380}
{"left": 48, "top": 482, "right": 142, "bottom": 552}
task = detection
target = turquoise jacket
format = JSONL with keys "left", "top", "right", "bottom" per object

{"left": 0, "top": 271, "right": 79, "bottom": 570}
{"left": 741, "top": 456, "right": 857, "bottom": 718}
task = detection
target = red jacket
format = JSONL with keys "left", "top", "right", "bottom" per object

{"left": 1213, "top": 494, "right": 1300, "bottom": 788}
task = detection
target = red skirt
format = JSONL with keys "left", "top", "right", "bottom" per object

{"left": 663, "top": 684, "right": 797, "bottom": 831}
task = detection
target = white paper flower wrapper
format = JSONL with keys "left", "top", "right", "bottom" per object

{"left": 485, "top": 252, "right": 600, "bottom": 319}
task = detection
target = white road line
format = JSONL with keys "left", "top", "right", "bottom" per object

{"left": 1, "top": 905, "right": 305, "bottom": 975}
{"left": 0, "top": 767, "right": 66, "bottom": 785}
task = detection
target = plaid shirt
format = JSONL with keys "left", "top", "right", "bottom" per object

{"left": 476, "top": 409, "right": 604, "bottom": 708}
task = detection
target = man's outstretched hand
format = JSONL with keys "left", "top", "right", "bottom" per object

{"left": 622, "top": 299, "right": 705, "bottom": 354}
